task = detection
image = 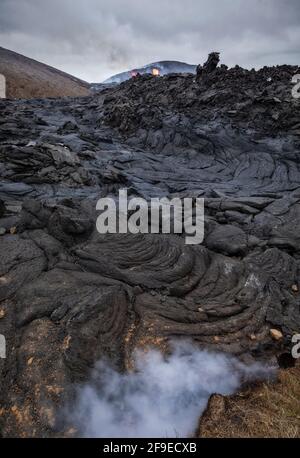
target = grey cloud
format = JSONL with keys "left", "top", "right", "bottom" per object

{"left": 0, "top": 0, "right": 299, "bottom": 82}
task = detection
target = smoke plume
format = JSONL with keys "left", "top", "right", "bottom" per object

{"left": 70, "top": 341, "right": 276, "bottom": 438}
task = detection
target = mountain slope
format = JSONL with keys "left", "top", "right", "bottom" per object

{"left": 0, "top": 47, "right": 90, "bottom": 99}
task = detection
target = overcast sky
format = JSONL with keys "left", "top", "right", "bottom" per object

{"left": 0, "top": 0, "right": 299, "bottom": 82}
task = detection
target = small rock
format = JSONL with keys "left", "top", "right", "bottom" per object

{"left": 270, "top": 329, "right": 283, "bottom": 341}
{"left": 292, "top": 284, "right": 299, "bottom": 293}
{"left": 0, "top": 309, "right": 6, "bottom": 319}
{"left": 133, "top": 286, "right": 143, "bottom": 295}
{"left": 214, "top": 336, "right": 220, "bottom": 343}
{"left": 249, "top": 334, "right": 257, "bottom": 341}
{"left": 0, "top": 227, "right": 6, "bottom": 236}
{"left": 9, "top": 226, "right": 17, "bottom": 234}
{"left": 26, "top": 140, "right": 37, "bottom": 147}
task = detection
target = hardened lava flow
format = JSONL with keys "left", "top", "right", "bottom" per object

{"left": 0, "top": 56, "right": 299, "bottom": 437}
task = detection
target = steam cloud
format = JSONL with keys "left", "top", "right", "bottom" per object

{"left": 70, "top": 342, "right": 275, "bottom": 438}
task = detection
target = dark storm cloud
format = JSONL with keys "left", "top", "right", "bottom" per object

{"left": 0, "top": 0, "right": 299, "bottom": 82}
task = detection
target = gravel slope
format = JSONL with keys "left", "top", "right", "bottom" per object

{"left": 0, "top": 47, "right": 90, "bottom": 99}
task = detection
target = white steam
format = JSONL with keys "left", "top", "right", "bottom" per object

{"left": 71, "top": 342, "right": 275, "bottom": 438}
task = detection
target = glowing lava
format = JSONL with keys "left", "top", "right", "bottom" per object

{"left": 152, "top": 68, "right": 160, "bottom": 77}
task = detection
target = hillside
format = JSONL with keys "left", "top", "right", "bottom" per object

{"left": 0, "top": 47, "right": 90, "bottom": 99}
